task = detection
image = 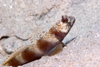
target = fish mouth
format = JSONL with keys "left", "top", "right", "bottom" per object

{"left": 61, "top": 15, "right": 75, "bottom": 27}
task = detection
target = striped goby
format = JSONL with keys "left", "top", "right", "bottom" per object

{"left": 2, "top": 15, "right": 75, "bottom": 66}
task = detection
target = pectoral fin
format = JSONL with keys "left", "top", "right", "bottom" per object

{"left": 47, "top": 42, "right": 65, "bottom": 56}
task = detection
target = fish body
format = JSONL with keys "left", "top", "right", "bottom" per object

{"left": 2, "top": 15, "right": 75, "bottom": 66}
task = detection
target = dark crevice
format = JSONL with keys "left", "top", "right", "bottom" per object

{"left": 38, "top": 5, "right": 55, "bottom": 19}
{"left": 0, "top": 36, "right": 9, "bottom": 40}
{"left": 0, "top": 45, "right": 13, "bottom": 55}
{"left": 3, "top": 48, "right": 13, "bottom": 54}
{"left": 70, "top": 0, "right": 85, "bottom": 7}
{"left": 15, "top": 35, "right": 29, "bottom": 41}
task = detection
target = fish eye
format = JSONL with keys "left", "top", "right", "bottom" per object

{"left": 61, "top": 15, "right": 68, "bottom": 23}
